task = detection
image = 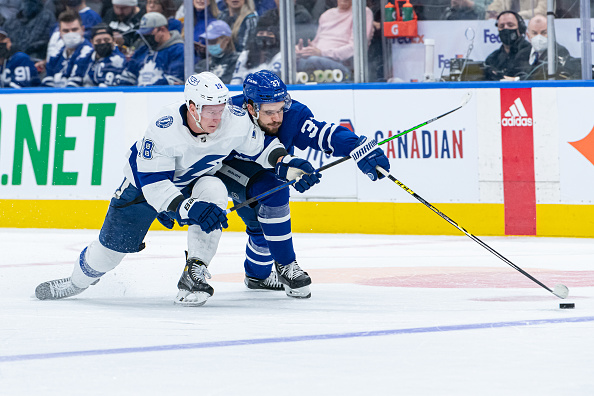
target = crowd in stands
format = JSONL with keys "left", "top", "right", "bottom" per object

{"left": 0, "top": 0, "right": 587, "bottom": 88}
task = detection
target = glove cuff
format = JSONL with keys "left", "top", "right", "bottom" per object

{"left": 350, "top": 137, "right": 378, "bottom": 163}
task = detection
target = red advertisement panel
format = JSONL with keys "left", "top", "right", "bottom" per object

{"left": 500, "top": 88, "right": 536, "bottom": 235}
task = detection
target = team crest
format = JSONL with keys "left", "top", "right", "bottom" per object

{"left": 156, "top": 115, "right": 174, "bottom": 128}
{"left": 187, "top": 75, "right": 200, "bottom": 85}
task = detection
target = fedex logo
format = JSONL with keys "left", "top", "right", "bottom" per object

{"left": 438, "top": 54, "right": 464, "bottom": 69}
{"left": 483, "top": 29, "right": 502, "bottom": 44}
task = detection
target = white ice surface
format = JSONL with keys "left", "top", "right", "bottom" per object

{"left": 1, "top": 229, "right": 593, "bottom": 395}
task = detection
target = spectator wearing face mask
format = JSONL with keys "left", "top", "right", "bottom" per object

{"left": 42, "top": 10, "right": 94, "bottom": 87}
{"left": 0, "top": 28, "right": 41, "bottom": 88}
{"left": 44, "top": 0, "right": 103, "bottom": 74}
{"left": 195, "top": 20, "right": 238, "bottom": 84}
{"left": 519, "top": 14, "right": 580, "bottom": 80}
{"left": 1, "top": 0, "right": 56, "bottom": 61}
{"left": 483, "top": 10, "right": 531, "bottom": 81}
{"left": 117, "top": 12, "right": 184, "bottom": 85}
{"left": 63, "top": 23, "right": 127, "bottom": 86}
{"left": 230, "top": 13, "right": 280, "bottom": 85}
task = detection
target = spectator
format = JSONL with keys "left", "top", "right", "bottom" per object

{"left": 230, "top": 12, "right": 281, "bottom": 85}
{"left": 145, "top": 0, "right": 182, "bottom": 32}
{"left": 1, "top": 0, "right": 56, "bottom": 61}
{"left": 295, "top": 0, "right": 372, "bottom": 79}
{"left": 441, "top": 0, "right": 485, "bottom": 19}
{"left": 0, "top": 28, "right": 41, "bottom": 88}
{"left": 42, "top": 10, "right": 94, "bottom": 86}
{"left": 218, "top": 0, "right": 258, "bottom": 52}
{"left": 218, "top": 0, "right": 276, "bottom": 18}
{"left": 45, "top": 0, "right": 103, "bottom": 68}
{"left": 195, "top": 20, "right": 238, "bottom": 83}
{"left": 102, "top": 0, "right": 144, "bottom": 53}
{"left": 117, "top": 12, "right": 184, "bottom": 85}
{"left": 65, "top": 23, "right": 127, "bottom": 86}
{"left": 0, "top": 0, "right": 21, "bottom": 25}
{"left": 486, "top": 0, "right": 546, "bottom": 20}
{"left": 259, "top": 0, "right": 316, "bottom": 43}
{"left": 520, "top": 14, "right": 580, "bottom": 80}
{"left": 483, "top": 10, "right": 531, "bottom": 80}
{"left": 177, "top": 0, "right": 220, "bottom": 62}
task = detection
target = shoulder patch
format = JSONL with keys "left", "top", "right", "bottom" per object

{"left": 228, "top": 104, "right": 246, "bottom": 116}
{"left": 156, "top": 115, "right": 174, "bottom": 128}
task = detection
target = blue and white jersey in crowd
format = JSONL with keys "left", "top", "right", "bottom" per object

{"left": 45, "top": 7, "right": 103, "bottom": 61}
{"left": 65, "top": 47, "right": 126, "bottom": 87}
{"left": 0, "top": 52, "right": 41, "bottom": 88}
{"left": 230, "top": 95, "right": 360, "bottom": 156}
{"left": 42, "top": 40, "right": 94, "bottom": 87}
{"left": 117, "top": 37, "right": 184, "bottom": 86}
{"left": 122, "top": 101, "right": 284, "bottom": 213}
{"left": 230, "top": 51, "right": 282, "bottom": 86}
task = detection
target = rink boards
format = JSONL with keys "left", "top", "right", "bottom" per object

{"left": 0, "top": 83, "right": 593, "bottom": 237}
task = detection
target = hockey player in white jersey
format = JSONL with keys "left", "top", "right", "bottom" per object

{"left": 35, "top": 72, "right": 320, "bottom": 307}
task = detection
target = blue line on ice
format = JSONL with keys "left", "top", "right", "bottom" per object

{"left": 2, "top": 316, "right": 592, "bottom": 363}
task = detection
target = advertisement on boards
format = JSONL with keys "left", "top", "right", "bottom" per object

{"left": 290, "top": 89, "right": 479, "bottom": 203}
{"left": 556, "top": 87, "right": 594, "bottom": 204}
{"left": 0, "top": 93, "right": 125, "bottom": 199}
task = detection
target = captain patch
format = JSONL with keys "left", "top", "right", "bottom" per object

{"left": 156, "top": 115, "right": 174, "bottom": 128}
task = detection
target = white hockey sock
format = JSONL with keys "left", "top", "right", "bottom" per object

{"left": 187, "top": 225, "right": 222, "bottom": 265}
{"left": 71, "top": 240, "right": 126, "bottom": 288}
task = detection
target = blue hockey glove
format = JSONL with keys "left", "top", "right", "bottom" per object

{"left": 350, "top": 136, "right": 390, "bottom": 181}
{"left": 275, "top": 155, "right": 322, "bottom": 193}
{"left": 175, "top": 198, "right": 228, "bottom": 233}
{"left": 157, "top": 212, "right": 175, "bottom": 229}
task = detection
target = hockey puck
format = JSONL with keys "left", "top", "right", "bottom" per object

{"left": 560, "top": 303, "right": 575, "bottom": 309}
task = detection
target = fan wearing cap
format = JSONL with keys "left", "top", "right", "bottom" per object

{"left": 0, "top": 28, "right": 41, "bottom": 88}
{"left": 63, "top": 23, "right": 127, "bottom": 87}
{"left": 102, "top": 0, "right": 144, "bottom": 52}
{"left": 195, "top": 20, "right": 239, "bottom": 84}
{"left": 117, "top": 12, "right": 184, "bottom": 86}
{"left": 41, "top": 10, "right": 94, "bottom": 87}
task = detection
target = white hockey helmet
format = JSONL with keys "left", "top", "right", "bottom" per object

{"left": 184, "top": 72, "right": 229, "bottom": 115}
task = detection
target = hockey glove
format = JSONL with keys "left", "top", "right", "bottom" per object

{"left": 156, "top": 212, "right": 175, "bottom": 229}
{"left": 275, "top": 155, "right": 322, "bottom": 193}
{"left": 175, "top": 198, "right": 228, "bottom": 233}
{"left": 350, "top": 136, "right": 390, "bottom": 181}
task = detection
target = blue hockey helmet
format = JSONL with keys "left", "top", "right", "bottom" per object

{"left": 243, "top": 70, "right": 291, "bottom": 116}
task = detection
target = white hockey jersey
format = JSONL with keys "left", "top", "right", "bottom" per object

{"left": 123, "top": 101, "right": 283, "bottom": 213}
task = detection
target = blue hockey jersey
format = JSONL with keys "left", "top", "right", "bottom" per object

{"left": 42, "top": 40, "right": 94, "bottom": 87}
{"left": 66, "top": 47, "right": 126, "bottom": 87}
{"left": 0, "top": 52, "right": 40, "bottom": 88}
{"left": 230, "top": 95, "right": 359, "bottom": 157}
{"left": 117, "top": 32, "right": 184, "bottom": 86}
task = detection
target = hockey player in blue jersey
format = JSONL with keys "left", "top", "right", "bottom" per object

{"left": 34, "top": 72, "right": 319, "bottom": 307}
{"left": 41, "top": 10, "right": 94, "bottom": 87}
{"left": 117, "top": 12, "right": 184, "bottom": 86}
{"left": 217, "top": 70, "right": 390, "bottom": 298}
{"left": 0, "top": 29, "right": 41, "bottom": 88}
{"left": 65, "top": 24, "right": 126, "bottom": 87}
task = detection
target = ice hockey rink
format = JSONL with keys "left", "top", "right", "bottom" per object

{"left": 1, "top": 228, "right": 593, "bottom": 395}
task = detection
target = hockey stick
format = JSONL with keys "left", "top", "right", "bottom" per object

{"left": 375, "top": 166, "right": 569, "bottom": 299}
{"left": 225, "top": 92, "right": 473, "bottom": 214}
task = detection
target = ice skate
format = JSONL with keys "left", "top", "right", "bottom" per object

{"left": 175, "top": 258, "right": 214, "bottom": 307}
{"left": 244, "top": 270, "right": 284, "bottom": 291}
{"left": 274, "top": 260, "right": 312, "bottom": 299}
{"left": 35, "top": 277, "right": 97, "bottom": 300}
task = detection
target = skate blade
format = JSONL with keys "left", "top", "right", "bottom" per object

{"left": 174, "top": 290, "right": 210, "bottom": 307}
{"left": 284, "top": 285, "right": 311, "bottom": 299}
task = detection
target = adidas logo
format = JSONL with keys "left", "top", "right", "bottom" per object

{"left": 502, "top": 98, "right": 532, "bottom": 126}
